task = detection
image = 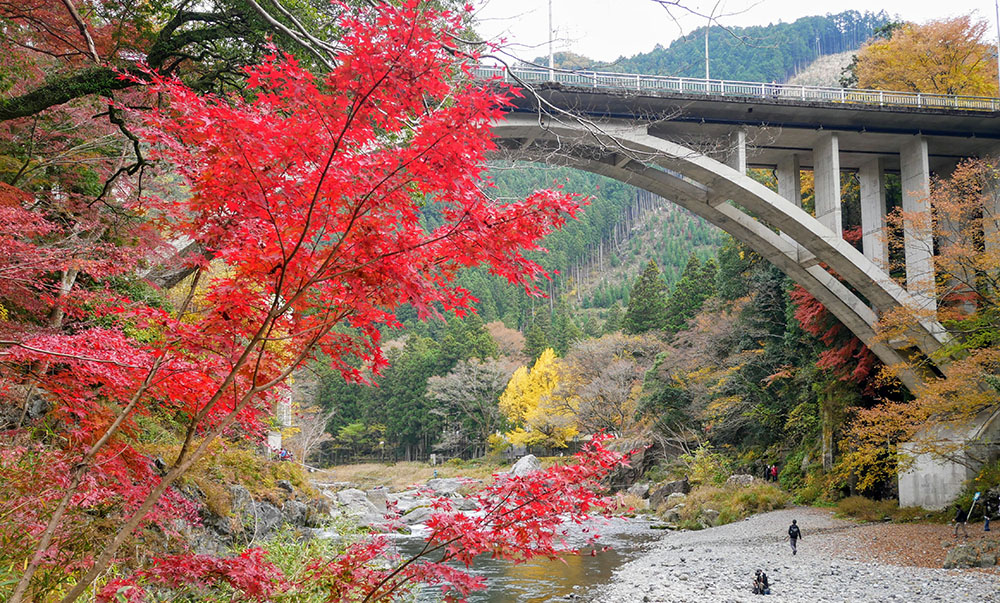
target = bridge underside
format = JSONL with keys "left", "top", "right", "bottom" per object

{"left": 493, "top": 113, "right": 949, "bottom": 391}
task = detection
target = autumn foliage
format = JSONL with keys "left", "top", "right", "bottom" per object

{"left": 0, "top": 1, "right": 600, "bottom": 600}
{"left": 853, "top": 15, "right": 999, "bottom": 96}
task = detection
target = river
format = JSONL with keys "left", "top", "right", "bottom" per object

{"left": 390, "top": 516, "right": 662, "bottom": 602}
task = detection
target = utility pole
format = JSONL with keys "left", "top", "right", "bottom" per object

{"left": 995, "top": 0, "right": 1000, "bottom": 94}
{"left": 548, "top": 0, "right": 554, "bottom": 81}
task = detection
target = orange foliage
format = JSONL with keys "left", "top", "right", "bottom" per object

{"left": 854, "top": 16, "right": 999, "bottom": 95}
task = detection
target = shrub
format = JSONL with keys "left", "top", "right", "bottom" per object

{"left": 679, "top": 443, "right": 732, "bottom": 487}
{"left": 669, "top": 483, "right": 790, "bottom": 528}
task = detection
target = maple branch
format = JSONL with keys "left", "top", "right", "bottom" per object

{"left": 60, "top": 0, "right": 100, "bottom": 63}
{"left": 243, "top": 0, "right": 336, "bottom": 71}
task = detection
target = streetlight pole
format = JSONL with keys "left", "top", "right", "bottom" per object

{"left": 995, "top": 0, "right": 1000, "bottom": 94}
{"left": 548, "top": 0, "right": 554, "bottom": 81}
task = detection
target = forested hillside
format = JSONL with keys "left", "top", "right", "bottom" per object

{"left": 546, "top": 10, "right": 891, "bottom": 83}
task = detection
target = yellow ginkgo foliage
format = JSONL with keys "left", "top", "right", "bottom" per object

{"left": 498, "top": 348, "right": 578, "bottom": 448}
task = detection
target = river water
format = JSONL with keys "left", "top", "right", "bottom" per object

{"left": 390, "top": 516, "right": 662, "bottom": 602}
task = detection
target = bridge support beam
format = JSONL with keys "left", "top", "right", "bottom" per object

{"left": 777, "top": 154, "right": 810, "bottom": 265}
{"left": 813, "top": 133, "right": 842, "bottom": 237}
{"left": 860, "top": 158, "right": 888, "bottom": 271}
{"left": 900, "top": 137, "right": 936, "bottom": 313}
{"left": 725, "top": 129, "right": 747, "bottom": 174}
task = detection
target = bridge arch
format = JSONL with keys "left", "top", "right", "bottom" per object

{"left": 493, "top": 113, "right": 950, "bottom": 391}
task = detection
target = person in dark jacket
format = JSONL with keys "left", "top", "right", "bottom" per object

{"left": 788, "top": 519, "right": 802, "bottom": 554}
{"left": 954, "top": 504, "right": 969, "bottom": 538}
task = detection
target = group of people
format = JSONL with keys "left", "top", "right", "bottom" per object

{"left": 751, "top": 519, "right": 802, "bottom": 595}
{"left": 762, "top": 463, "right": 779, "bottom": 482}
{"left": 952, "top": 491, "right": 998, "bottom": 537}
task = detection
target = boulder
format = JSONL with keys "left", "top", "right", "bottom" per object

{"left": 335, "top": 488, "right": 385, "bottom": 527}
{"left": 426, "top": 478, "right": 465, "bottom": 495}
{"left": 367, "top": 487, "right": 389, "bottom": 513}
{"left": 387, "top": 489, "right": 426, "bottom": 513}
{"left": 665, "top": 492, "right": 687, "bottom": 507}
{"left": 402, "top": 506, "right": 436, "bottom": 525}
{"left": 649, "top": 478, "right": 690, "bottom": 509}
{"left": 627, "top": 482, "right": 651, "bottom": 499}
{"left": 725, "top": 474, "right": 755, "bottom": 488}
{"left": 510, "top": 454, "right": 542, "bottom": 476}
{"left": 662, "top": 504, "right": 685, "bottom": 523}
{"left": 277, "top": 479, "right": 294, "bottom": 493}
{"left": 944, "top": 542, "right": 999, "bottom": 569}
{"left": 699, "top": 508, "right": 720, "bottom": 528}
{"left": 454, "top": 497, "right": 479, "bottom": 511}
{"left": 252, "top": 502, "right": 283, "bottom": 538}
{"left": 229, "top": 485, "right": 253, "bottom": 515}
{"left": 282, "top": 500, "right": 309, "bottom": 526}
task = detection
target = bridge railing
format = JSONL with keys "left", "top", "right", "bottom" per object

{"left": 472, "top": 64, "right": 1000, "bottom": 112}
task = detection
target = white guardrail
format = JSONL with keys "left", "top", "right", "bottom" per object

{"left": 472, "top": 64, "right": 1000, "bottom": 112}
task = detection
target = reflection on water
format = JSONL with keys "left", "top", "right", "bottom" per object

{"left": 391, "top": 517, "right": 661, "bottom": 603}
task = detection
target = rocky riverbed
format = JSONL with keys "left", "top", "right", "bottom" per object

{"left": 597, "top": 508, "right": 999, "bottom": 603}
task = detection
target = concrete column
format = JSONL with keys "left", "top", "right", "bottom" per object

{"left": 726, "top": 129, "right": 747, "bottom": 174}
{"left": 813, "top": 133, "right": 842, "bottom": 236}
{"left": 900, "top": 136, "right": 936, "bottom": 312}
{"left": 777, "top": 154, "right": 801, "bottom": 207}
{"left": 859, "top": 158, "right": 888, "bottom": 271}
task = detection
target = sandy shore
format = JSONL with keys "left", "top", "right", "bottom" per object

{"left": 595, "top": 508, "right": 999, "bottom": 603}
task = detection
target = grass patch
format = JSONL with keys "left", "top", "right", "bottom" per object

{"left": 665, "top": 483, "right": 790, "bottom": 528}
{"left": 834, "top": 495, "right": 932, "bottom": 523}
{"left": 145, "top": 441, "right": 317, "bottom": 512}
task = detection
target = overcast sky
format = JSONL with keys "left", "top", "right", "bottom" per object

{"left": 473, "top": 0, "right": 999, "bottom": 63}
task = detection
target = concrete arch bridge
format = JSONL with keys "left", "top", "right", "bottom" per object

{"left": 480, "top": 65, "right": 1000, "bottom": 508}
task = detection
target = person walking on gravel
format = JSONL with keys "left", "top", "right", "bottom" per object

{"left": 788, "top": 519, "right": 802, "bottom": 554}
{"left": 953, "top": 504, "right": 969, "bottom": 538}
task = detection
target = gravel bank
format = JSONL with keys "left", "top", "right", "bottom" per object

{"left": 596, "top": 508, "right": 999, "bottom": 603}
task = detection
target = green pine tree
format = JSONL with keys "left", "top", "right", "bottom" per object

{"left": 622, "top": 260, "right": 669, "bottom": 334}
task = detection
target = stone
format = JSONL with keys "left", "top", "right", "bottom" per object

{"left": 387, "top": 490, "right": 425, "bottom": 513}
{"left": 426, "top": 477, "right": 465, "bottom": 495}
{"left": 367, "top": 487, "right": 389, "bottom": 513}
{"left": 252, "top": 502, "right": 283, "bottom": 538}
{"left": 628, "top": 482, "right": 651, "bottom": 499}
{"left": 942, "top": 544, "right": 979, "bottom": 569}
{"left": 454, "top": 497, "right": 479, "bottom": 511}
{"left": 510, "top": 454, "right": 542, "bottom": 476}
{"left": 229, "top": 485, "right": 253, "bottom": 515}
{"left": 277, "top": 479, "right": 294, "bottom": 493}
{"left": 649, "top": 479, "right": 690, "bottom": 509}
{"left": 663, "top": 504, "right": 686, "bottom": 523}
{"left": 402, "top": 506, "right": 436, "bottom": 525}
{"left": 335, "top": 488, "right": 385, "bottom": 528}
{"left": 725, "top": 474, "right": 755, "bottom": 488}
{"left": 699, "top": 508, "right": 720, "bottom": 528}
{"left": 665, "top": 492, "right": 687, "bottom": 507}
{"left": 282, "top": 500, "right": 309, "bottom": 526}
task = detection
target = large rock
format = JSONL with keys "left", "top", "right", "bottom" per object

{"left": 387, "top": 489, "right": 426, "bottom": 514}
{"left": 726, "top": 474, "right": 755, "bottom": 488}
{"left": 510, "top": 454, "right": 542, "bottom": 476}
{"left": 402, "top": 506, "right": 436, "bottom": 525}
{"left": 627, "top": 482, "right": 651, "bottom": 499}
{"left": 367, "top": 487, "right": 389, "bottom": 513}
{"left": 282, "top": 500, "right": 309, "bottom": 526}
{"left": 662, "top": 503, "right": 686, "bottom": 523}
{"left": 699, "top": 508, "right": 720, "bottom": 528}
{"left": 335, "top": 488, "right": 385, "bottom": 527}
{"left": 649, "top": 478, "right": 690, "bottom": 509}
{"left": 251, "top": 502, "right": 284, "bottom": 539}
{"left": 426, "top": 478, "right": 465, "bottom": 495}
{"left": 944, "top": 542, "right": 999, "bottom": 569}
{"left": 665, "top": 492, "right": 687, "bottom": 507}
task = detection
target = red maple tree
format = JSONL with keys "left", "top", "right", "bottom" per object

{"left": 0, "top": 2, "right": 610, "bottom": 601}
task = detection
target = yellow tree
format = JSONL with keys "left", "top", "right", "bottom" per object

{"left": 498, "top": 348, "right": 578, "bottom": 448}
{"left": 853, "top": 16, "right": 999, "bottom": 95}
